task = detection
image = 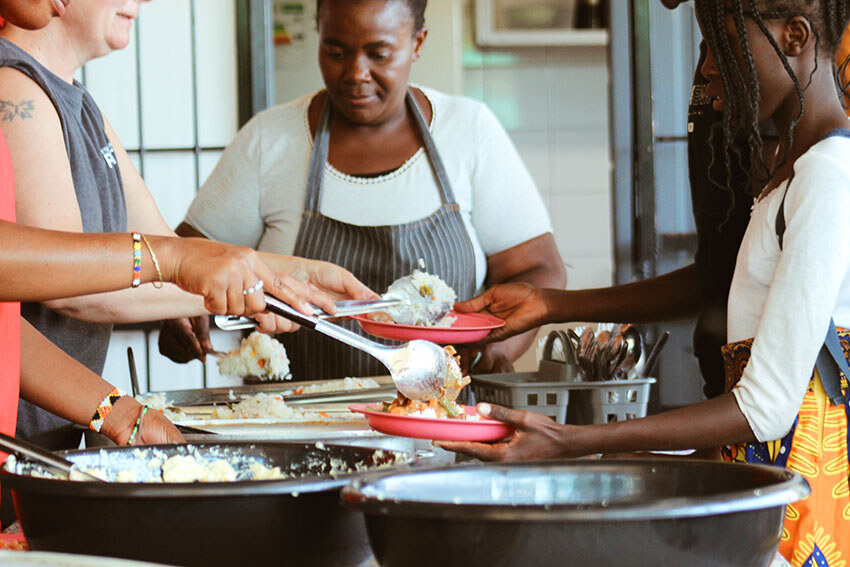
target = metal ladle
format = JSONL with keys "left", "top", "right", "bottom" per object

{"left": 0, "top": 432, "right": 103, "bottom": 482}
{"left": 262, "top": 294, "right": 452, "bottom": 401}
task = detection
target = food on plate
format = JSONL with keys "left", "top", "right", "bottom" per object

{"left": 211, "top": 392, "right": 324, "bottom": 420}
{"left": 380, "top": 346, "right": 478, "bottom": 419}
{"left": 217, "top": 331, "right": 291, "bottom": 381}
{"left": 373, "top": 264, "right": 457, "bottom": 327}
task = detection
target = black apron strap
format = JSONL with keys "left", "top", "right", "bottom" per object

{"left": 303, "top": 98, "right": 332, "bottom": 212}
{"left": 775, "top": 178, "right": 847, "bottom": 405}
{"left": 405, "top": 89, "right": 458, "bottom": 205}
{"left": 818, "top": 320, "right": 849, "bottom": 405}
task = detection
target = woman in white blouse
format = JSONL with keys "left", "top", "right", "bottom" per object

{"left": 161, "top": 0, "right": 565, "bottom": 380}
{"left": 444, "top": 0, "right": 850, "bottom": 561}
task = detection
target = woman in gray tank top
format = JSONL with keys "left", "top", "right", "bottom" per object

{"left": 0, "top": 0, "right": 375, "bottom": 450}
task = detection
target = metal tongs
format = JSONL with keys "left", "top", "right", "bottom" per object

{"left": 214, "top": 297, "right": 403, "bottom": 332}
{"left": 0, "top": 431, "right": 103, "bottom": 482}
{"left": 258, "top": 293, "right": 451, "bottom": 402}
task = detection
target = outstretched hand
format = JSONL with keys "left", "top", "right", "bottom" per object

{"left": 436, "top": 403, "right": 578, "bottom": 461}
{"left": 454, "top": 283, "right": 553, "bottom": 343}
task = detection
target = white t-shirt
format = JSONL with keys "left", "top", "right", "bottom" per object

{"left": 185, "top": 87, "right": 553, "bottom": 289}
{"left": 728, "top": 133, "right": 850, "bottom": 442}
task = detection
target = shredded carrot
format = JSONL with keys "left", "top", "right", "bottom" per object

{"left": 319, "top": 411, "right": 329, "bottom": 418}
{"left": 293, "top": 387, "right": 304, "bottom": 395}
{"left": 257, "top": 360, "right": 265, "bottom": 369}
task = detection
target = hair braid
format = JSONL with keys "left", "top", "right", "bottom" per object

{"left": 695, "top": 0, "right": 850, "bottom": 203}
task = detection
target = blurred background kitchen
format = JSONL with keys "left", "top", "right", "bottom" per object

{"left": 89, "top": 0, "right": 704, "bottom": 413}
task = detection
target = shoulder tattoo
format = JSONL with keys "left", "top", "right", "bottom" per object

{"left": 0, "top": 99, "right": 35, "bottom": 122}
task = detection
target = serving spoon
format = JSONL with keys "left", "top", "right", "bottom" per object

{"left": 0, "top": 431, "right": 103, "bottom": 482}
{"left": 262, "top": 294, "right": 452, "bottom": 401}
{"left": 214, "top": 297, "right": 405, "bottom": 332}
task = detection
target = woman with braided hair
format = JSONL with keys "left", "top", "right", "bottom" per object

{"left": 444, "top": 1, "right": 850, "bottom": 562}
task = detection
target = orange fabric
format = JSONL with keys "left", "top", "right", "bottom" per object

{"left": 722, "top": 337, "right": 850, "bottom": 566}
{"left": 0, "top": 124, "right": 21, "bottom": 532}
{"left": 0, "top": 129, "right": 20, "bottom": 448}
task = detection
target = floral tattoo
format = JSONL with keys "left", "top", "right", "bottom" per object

{"left": 0, "top": 100, "right": 35, "bottom": 121}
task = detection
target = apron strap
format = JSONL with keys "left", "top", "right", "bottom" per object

{"left": 818, "top": 320, "right": 849, "bottom": 405}
{"left": 775, "top": 178, "right": 847, "bottom": 405}
{"left": 405, "top": 89, "right": 458, "bottom": 205}
{"left": 303, "top": 97, "right": 332, "bottom": 212}
{"left": 303, "top": 90, "right": 460, "bottom": 211}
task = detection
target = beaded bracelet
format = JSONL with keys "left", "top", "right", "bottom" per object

{"left": 140, "top": 234, "right": 164, "bottom": 289}
{"left": 89, "top": 387, "right": 128, "bottom": 433}
{"left": 127, "top": 405, "right": 150, "bottom": 446}
{"left": 131, "top": 232, "right": 142, "bottom": 288}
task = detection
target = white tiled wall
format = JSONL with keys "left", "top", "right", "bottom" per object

{"left": 461, "top": 3, "right": 612, "bottom": 294}
{"left": 460, "top": 1, "right": 613, "bottom": 370}
{"left": 82, "top": 0, "right": 240, "bottom": 393}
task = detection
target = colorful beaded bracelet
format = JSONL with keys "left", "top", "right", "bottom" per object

{"left": 127, "top": 405, "right": 150, "bottom": 446}
{"left": 131, "top": 232, "right": 142, "bottom": 288}
{"left": 89, "top": 387, "right": 127, "bottom": 433}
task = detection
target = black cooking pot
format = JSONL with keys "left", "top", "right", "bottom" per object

{"left": 2, "top": 441, "right": 415, "bottom": 567}
{"left": 342, "top": 458, "right": 809, "bottom": 567}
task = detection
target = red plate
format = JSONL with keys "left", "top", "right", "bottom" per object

{"left": 351, "top": 311, "right": 504, "bottom": 344}
{"left": 349, "top": 403, "right": 514, "bottom": 442}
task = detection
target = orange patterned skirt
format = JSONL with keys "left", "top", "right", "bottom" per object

{"left": 722, "top": 336, "right": 850, "bottom": 566}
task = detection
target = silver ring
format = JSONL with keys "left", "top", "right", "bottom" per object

{"left": 242, "top": 280, "right": 264, "bottom": 296}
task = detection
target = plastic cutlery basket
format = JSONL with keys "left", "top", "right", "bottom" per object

{"left": 470, "top": 372, "right": 656, "bottom": 425}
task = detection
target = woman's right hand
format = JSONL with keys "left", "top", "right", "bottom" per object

{"left": 156, "top": 236, "right": 322, "bottom": 318}
{"left": 454, "top": 282, "right": 554, "bottom": 343}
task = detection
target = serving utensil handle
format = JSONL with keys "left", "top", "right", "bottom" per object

{"left": 0, "top": 431, "right": 77, "bottom": 479}
{"left": 263, "top": 295, "right": 390, "bottom": 364}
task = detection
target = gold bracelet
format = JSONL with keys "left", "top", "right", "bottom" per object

{"left": 140, "top": 234, "right": 164, "bottom": 289}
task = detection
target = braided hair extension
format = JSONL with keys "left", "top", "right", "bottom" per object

{"left": 694, "top": 0, "right": 850, "bottom": 202}
{"left": 316, "top": 0, "right": 428, "bottom": 34}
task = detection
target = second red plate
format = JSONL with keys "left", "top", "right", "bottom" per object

{"left": 351, "top": 311, "right": 504, "bottom": 344}
{"left": 349, "top": 403, "right": 514, "bottom": 441}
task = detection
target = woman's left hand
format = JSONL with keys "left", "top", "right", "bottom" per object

{"left": 436, "top": 403, "right": 576, "bottom": 461}
{"left": 138, "top": 409, "right": 185, "bottom": 445}
{"left": 102, "top": 397, "right": 185, "bottom": 446}
{"left": 458, "top": 344, "right": 514, "bottom": 374}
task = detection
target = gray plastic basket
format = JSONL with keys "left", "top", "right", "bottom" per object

{"left": 470, "top": 372, "right": 571, "bottom": 423}
{"left": 565, "top": 378, "right": 655, "bottom": 424}
{"left": 470, "top": 372, "right": 655, "bottom": 425}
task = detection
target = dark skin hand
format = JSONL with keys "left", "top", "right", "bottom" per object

{"left": 437, "top": 394, "right": 754, "bottom": 461}
{"left": 455, "top": 264, "right": 699, "bottom": 345}
{"left": 457, "top": 233, "right": 566, "bottom": 374}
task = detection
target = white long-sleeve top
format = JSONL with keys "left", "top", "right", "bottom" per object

{"left": 728, "top": 132, "right": 850, "bottom": 442}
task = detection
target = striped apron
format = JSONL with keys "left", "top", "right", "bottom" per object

{"left": 282, "top": 90, "right": 477, "bottom": 380}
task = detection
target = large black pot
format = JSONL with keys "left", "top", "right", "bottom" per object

{"left": 2, "top": 441, "right": 415, "bottom": 567}
{"left": 342, "top": 459, "right": 810, "bottom": 567}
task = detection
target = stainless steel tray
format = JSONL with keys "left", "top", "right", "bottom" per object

{"left": 146, "top": 376, "right": 396, "bottom": 408}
